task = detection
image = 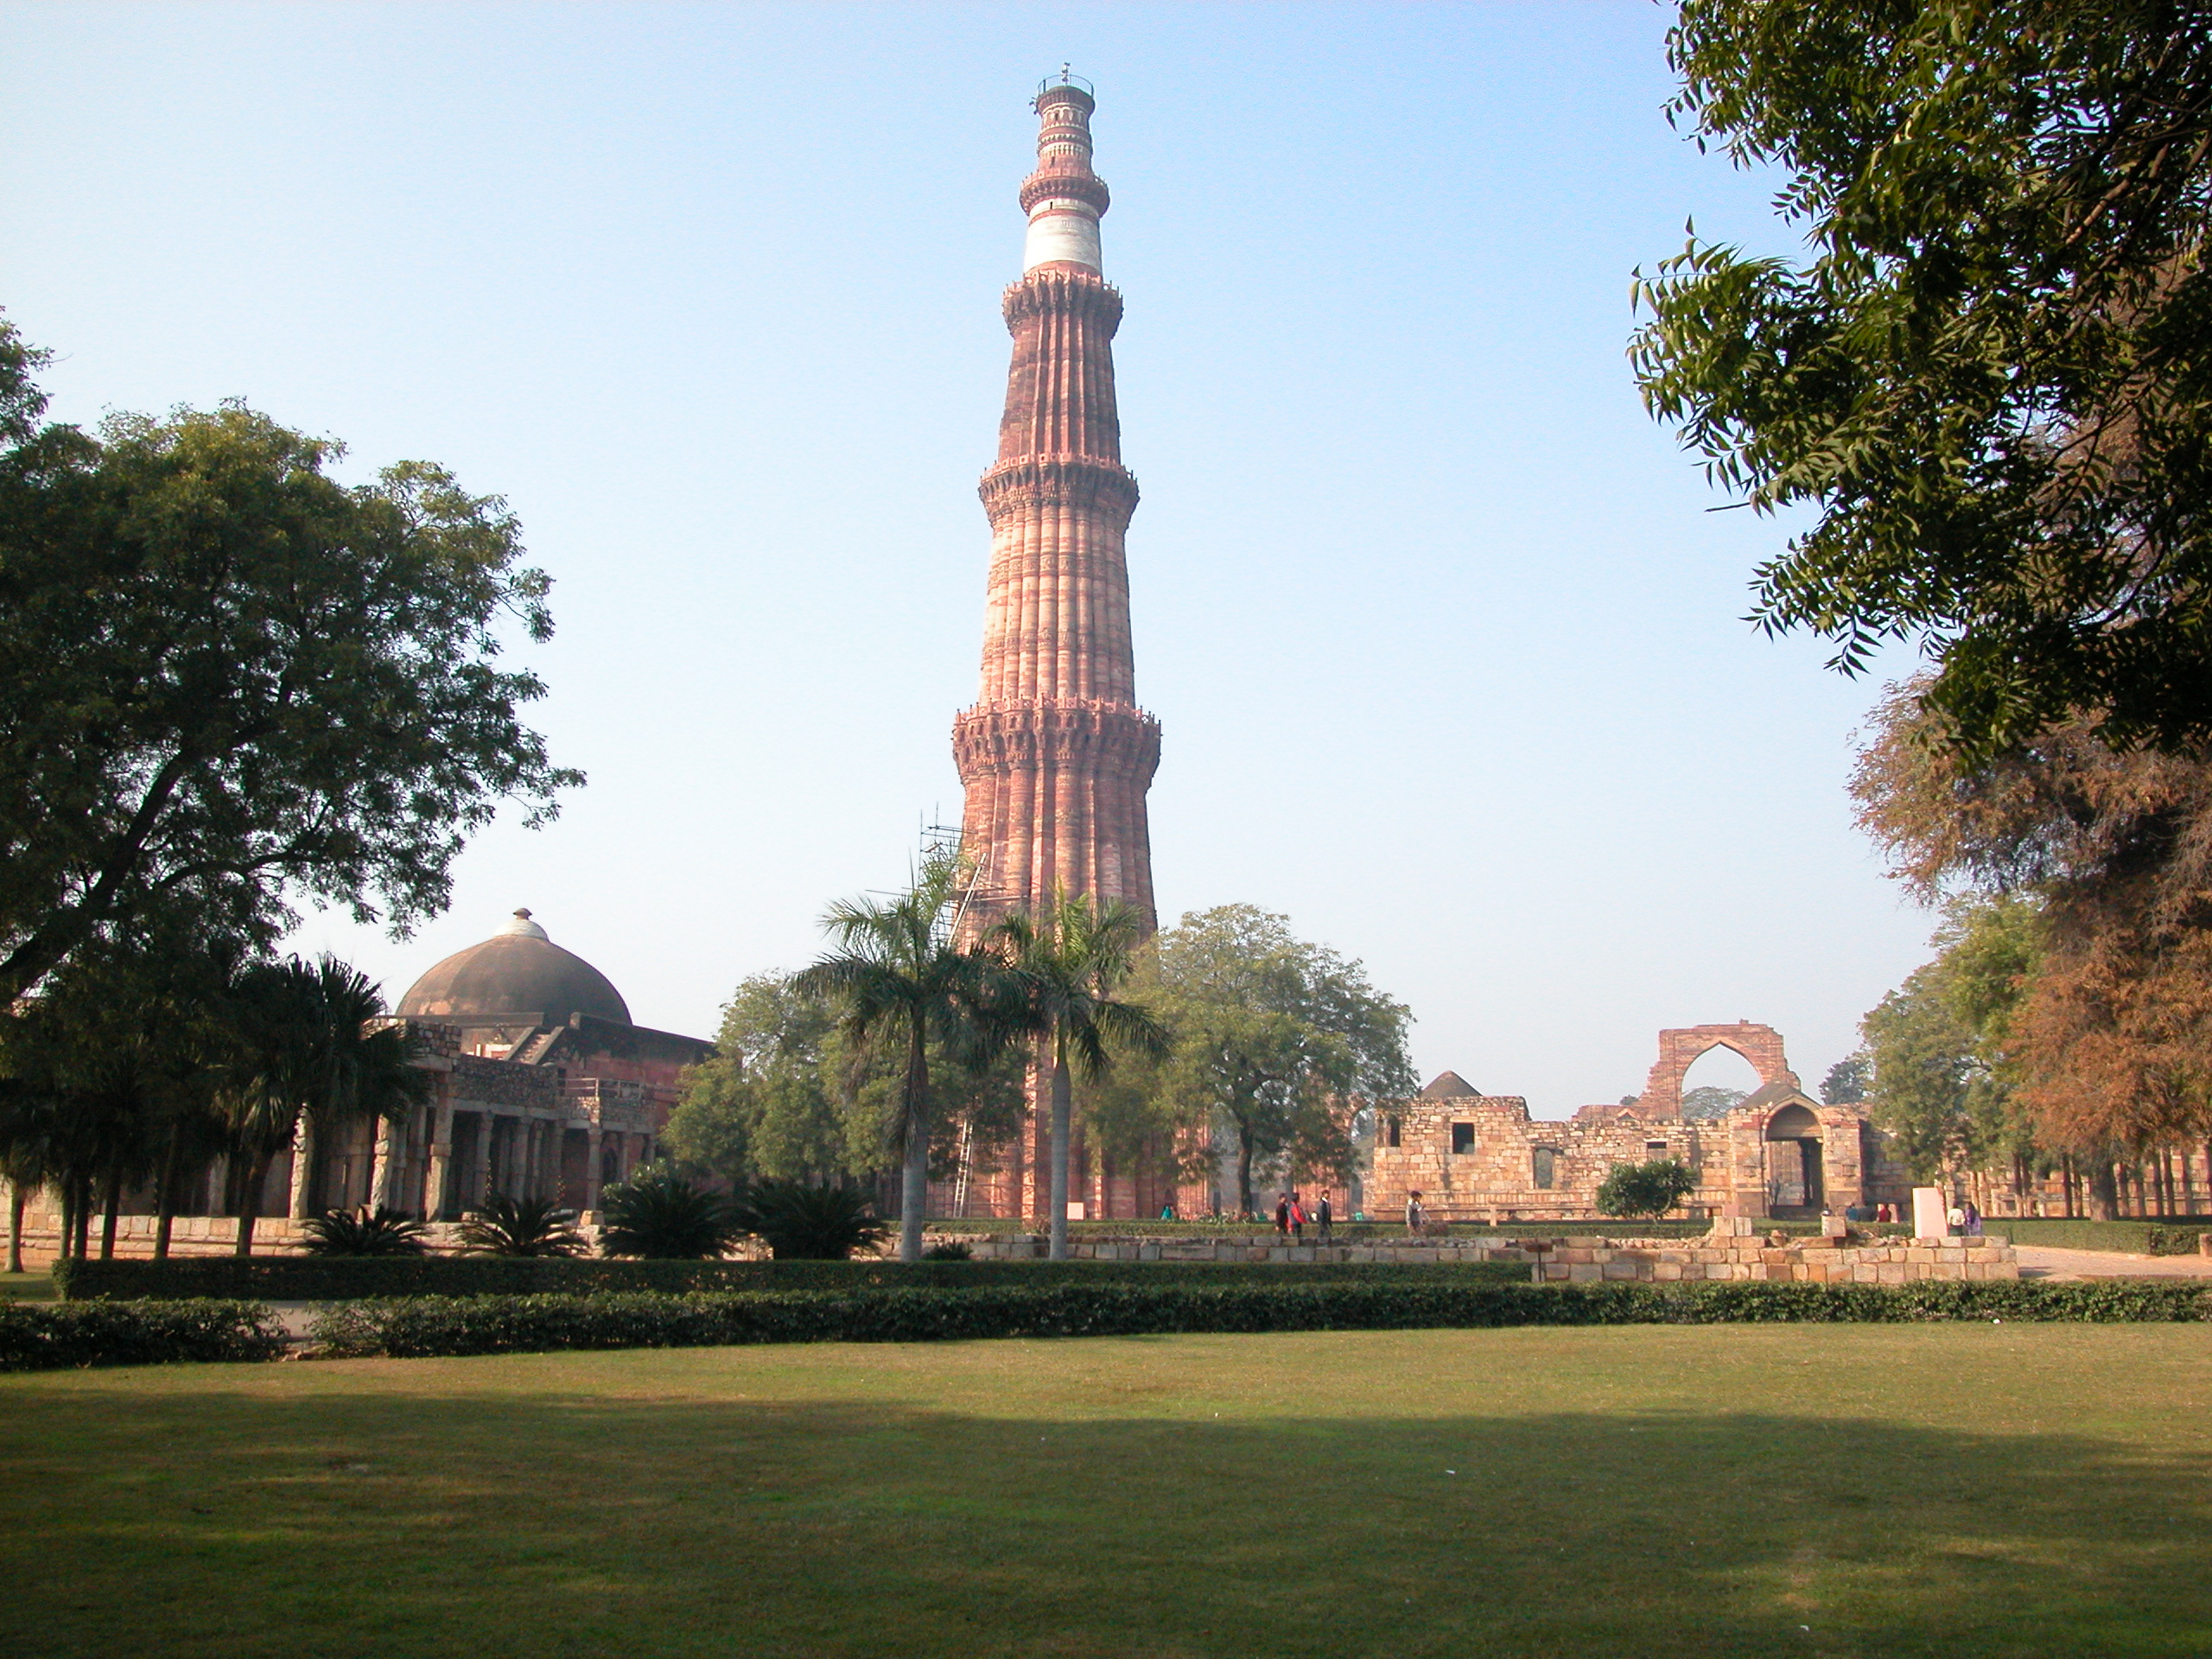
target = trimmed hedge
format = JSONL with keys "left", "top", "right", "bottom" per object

{"left": 56, "top": 1255, "right": 1536, "bottom": 1303}
{"left": 0, "top": 1300, "right": 284, "bottom": 1372}
{"left": 310, "top": 1278, "right": 2212, "bottom": 1359}
{"left": 1987, "top": 1217, "right": 2212, "bottom": 1255}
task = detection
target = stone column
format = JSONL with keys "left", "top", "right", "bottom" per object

{"left": 424, "top": 1098, "right": 454, "bottom": 1220}
{"left": 287, "top": 1119, "right": 318, "bottom": 1219}
{"left": 369, "top": 1116, "right": 397, "bottom": 1212}
{"left": 584, "top": 1128, "right": 603, "bottom": 1212}
{"left": 474, "top": 1111, "right": 495, "bottom": 1207}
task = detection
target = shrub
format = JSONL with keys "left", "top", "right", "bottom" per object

{"left": 308, "top": 1277, "right": 2212, "bottom": 1359}
{"left": 734, "top": 1180, "right": 890, "bottom": 1260}
{"left": 598, "top": 1170, "right": 742, "bottom": 1260}
{"left": 1596, "top": 1160, "right": 1700, "bottom": 1220}
{"left": 0, "top": 1300, "right": 285, "bottom": 1371}
{"left": 921, "top": 1242, "right": 974, "bottom": 1261}
{"left": 301, "top": 1205, "right": 429, "bottom": 1257}
{"left": 456, "top": 1196, "right": 587, "bottom": 1257}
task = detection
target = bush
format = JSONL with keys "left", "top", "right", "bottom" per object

{"left": 302, "top": 1206, "right": 429, "bottom": 1256}
{"left": 734, "top": 1180, "right": 890, "bottom": 1260}
{"left": 456, "top": 1196, "right": 587, "bottom": 1257}
{"left": 0, "top": 1300, "right": 284, "bottom": 1371}
{"left": 598, "top": 1170, "right": 743, "bottom": 1260}
{"left": 921, "top": 1242, "right": 974, "bottom": 1261}
{"left": 309, "top": 1277, "right": 2212, "bottom": 1359}
{"left": 1596, "top": 1160, "right": 1700, "bottom": 1220}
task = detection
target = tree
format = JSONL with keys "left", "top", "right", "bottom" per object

{"left": 1852, "top": 679, "right": 2208, "bottom": 1185}
{"left": 1860, "top": 897, "right": 2044, "bottom": 1185}
{"left": 0, "top": 317, "right": 579, "bottom": 1005}
{"left": 1631, "top": 3, "right": 2212, "bottom": 754}
{"left": 1152, "top": 906, "right": 1414, "bottom": 1216}
{"left": 221, "top": 957, "right": 429, "bottom": 1255}
{"left": 988, "top": 890, "right": 1167, "bottom": 1260}
{"left": 1596, "top": 1158, "right": 1700, "bottom": 1220}
{"left": 1821, "top": 1055, "right": 1871, "bottom": 1106}
{"left": 1681, "top": 1084, "right": 1747, "bottom": 1120}
{"left": 792, "top": 853, "right": 1020, "bottom": 1262}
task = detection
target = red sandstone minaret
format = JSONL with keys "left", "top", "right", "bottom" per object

{"left": 953, "top": 77, "right": 1160, "bottom": 933}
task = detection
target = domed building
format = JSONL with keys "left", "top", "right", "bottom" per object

{"left": 285, "top": 910, "right": 714, "bottom": 1224}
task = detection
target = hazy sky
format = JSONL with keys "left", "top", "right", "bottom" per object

{"left": 2, "top": 2, "right": 1936, "bottom": 1116}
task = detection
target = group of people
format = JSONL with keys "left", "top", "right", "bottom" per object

{"left": 1273, "top": 1188, "right": 1334, "bottom": 1244}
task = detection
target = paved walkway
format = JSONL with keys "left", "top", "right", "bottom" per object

{"left": 2014, "top": 1245, "right": 2212, "bottom": 1280}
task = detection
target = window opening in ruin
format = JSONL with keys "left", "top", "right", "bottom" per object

{"left": 1451, "top": 1122, "right": 1475, "bottom": 1155}
{"left": 1533, "top": 1147, "right": 1557, "bottom": 1189}
{"left": 1384, "top": 1116, "right": 1401, "bottom": 1149}
{"left": 1645, "top": 1141, "right": 1669, "bottom": 1157}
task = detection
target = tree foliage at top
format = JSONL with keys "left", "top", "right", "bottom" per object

{"left": 0, "top": 315, "right": 579, "bottom": 1003}
{"left": 1633, "top": 2, "right": 2212, "bottom": 755}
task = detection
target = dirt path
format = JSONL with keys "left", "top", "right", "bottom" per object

{"left": 2014, "top": 1244, "right": 2212, "bottom": 1280}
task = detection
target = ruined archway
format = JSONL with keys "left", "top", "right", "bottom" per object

{"left": 1763, "top": 1101, "right": 1823, "bottom": 1216}
{"left": 1637, "top": 1022, "right": 1800, "bottom": 1118}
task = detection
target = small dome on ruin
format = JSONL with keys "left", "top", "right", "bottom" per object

{"left": 396, "top": 909, "right": 632, "bottom": 1028}
{"left": 1419, "top": 1071, "right": 1482, "bottom": 1098}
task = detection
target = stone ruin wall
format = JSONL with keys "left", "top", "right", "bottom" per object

{"left": 1363, "top": 1093, "right": 1910, "bottom": 1224}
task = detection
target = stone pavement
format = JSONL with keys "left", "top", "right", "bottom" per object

{"left": 2014, "top": 1245, "right": 2212, "bottom": 1281}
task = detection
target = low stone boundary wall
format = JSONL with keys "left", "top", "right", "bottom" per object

{"left": 938, "top": 1230, "right": 2018, "bottom": 1281}
{"left": 1528, "top": 1236, "right": 2017, "bottom": 1283}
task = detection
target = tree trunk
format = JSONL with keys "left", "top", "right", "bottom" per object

{"left": 72, "top": 1173, "right": 92, "bottom": 1262}
{"left": 1236, "top": 1126, "right": 1255, "bottom": 1217}
{"left": 6, "top": 1184, "right": 23, "bottom": 1274}
{"left": 153, "top": 1131, "right": 188, "bottom": 1264}
{"left": 2063, "top": 1154, "right": 2077, "bottom": 1219}
{"left": 2088, "top": 1160, "right": 2120, "bottom": 1221}
{"left": 898, "top": 1029, "right": 929, "bottom": 1264}
{"left": 98, "top": 1161, "right": 124, "bottom": 1261}
{"left": 235, "top": 1155, "right": 268, "bottom": 1257}
{"left": 1047, "top": 1046, "right": 1072, "bottom": 1262}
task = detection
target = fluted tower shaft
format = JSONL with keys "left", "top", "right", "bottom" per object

{"left": 954, "top": 81, "right": 1160, "bottom": 930}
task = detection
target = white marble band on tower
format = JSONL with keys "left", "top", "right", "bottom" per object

{"left": 1023, "top": 203, "right": 1102, "bottom": 271}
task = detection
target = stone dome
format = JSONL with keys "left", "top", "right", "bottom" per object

{"left": 396, "top": 910, "right": 632, "bottom": 1027}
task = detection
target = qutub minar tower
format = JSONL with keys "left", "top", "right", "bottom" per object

{"left": 950, "top": 77, "right": 1173, "bottom": 1220}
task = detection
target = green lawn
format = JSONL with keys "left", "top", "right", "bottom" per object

{"left": 3, "top": 1326, "right": 2209, "bottom": 1657}
{"left": 0, "top": 1269, "right": 55, "bottom": 1302}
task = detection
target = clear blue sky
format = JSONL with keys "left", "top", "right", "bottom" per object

{"left": 1, "top": 2, "right": 1936, "bottom": 1116}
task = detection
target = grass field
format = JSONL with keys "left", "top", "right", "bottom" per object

{"left": 3, "top": 1325, "right": 2209, "bottom": 1657}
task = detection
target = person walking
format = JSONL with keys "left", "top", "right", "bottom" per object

{"left": 1316, "top": 1189, "right": 1334, "bottom": 1245}
{"left": 1406, "top": 1189, "right": 1425, "bottom": 1236}
{"left": 1289, "top": 1190, "right": 1306, "bottom": 1244}
{"left": 1274, "top": 1194, "right": 1291, "bottom": 1239}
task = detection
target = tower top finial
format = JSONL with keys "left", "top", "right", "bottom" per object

{"left": 1020, "top": 77, "right": 1106, "bottom": 273}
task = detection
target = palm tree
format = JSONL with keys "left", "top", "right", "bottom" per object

{"left": 988, "top": 890, "right": 1168, "bottom": 1260}
{"left": 222, "top": 957, "right": 429, "bottom": 1256}
{"left": 793, "top": 852, "right": 1020, "bottom": 1262}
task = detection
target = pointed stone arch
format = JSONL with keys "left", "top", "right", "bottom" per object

{"left": 1638, "top": 1022, "right": 1800, "bottom": 1119}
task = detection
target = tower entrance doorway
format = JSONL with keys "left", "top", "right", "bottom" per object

{"left": 1764, "top": 1103, "right": 1824, "bottom": 1217}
